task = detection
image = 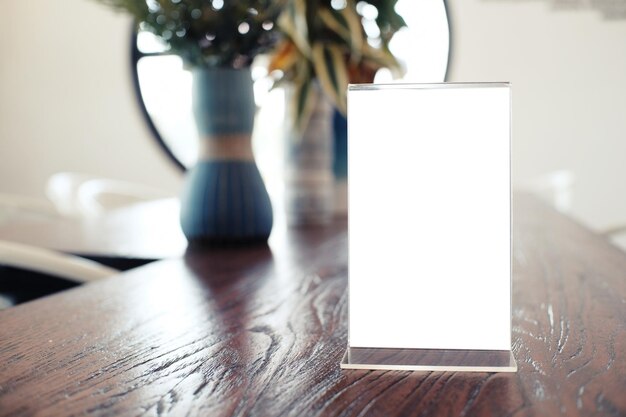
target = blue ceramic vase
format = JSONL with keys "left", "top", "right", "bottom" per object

{"left": 332, "top": 110, "right": 348, "bottom": 215}
{"left": 332, "top": 110, "right": 348, "bottom": 180}
{"left": 179, "top": 67, "right": 273, "bottom": 244}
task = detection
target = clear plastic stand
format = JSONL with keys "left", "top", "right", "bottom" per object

{"left": 343, "top": 83, "right": 516, "bottom": 372}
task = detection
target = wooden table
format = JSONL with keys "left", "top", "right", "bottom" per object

{"left": 0, "top": 194, "right": 625, "bottom": 416}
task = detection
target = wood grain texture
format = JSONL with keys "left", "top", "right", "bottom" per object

{"left": 0, "top": 193, "right": 625, "bottom": 416}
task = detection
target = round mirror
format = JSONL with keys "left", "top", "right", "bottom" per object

{"left": 131, "top": 0, "right": 451, "bottom": 172}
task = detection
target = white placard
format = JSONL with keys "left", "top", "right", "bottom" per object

{"left": 348, "top": 83, "right": 511, "bottom": 351}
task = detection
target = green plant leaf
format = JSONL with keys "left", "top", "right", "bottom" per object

{"left": 278, "top": 0, "right": 311, "bottom": 57}
{"left": 311, "top": 43, "right": 348, "bottom": 115}
{"left": 318, "top": 9, "right": 351, "bottom": 41}
{"left": 361, "top": 42, "right": 402, "bottom": 74}
{"left": 294, "top": 70, "right": 315, "bottom": 132}
{"left": 283, "top": 59, "right": 316, "bottom": 133}
{"left": 340, "top": 1, "right": 365, "bottom": 61}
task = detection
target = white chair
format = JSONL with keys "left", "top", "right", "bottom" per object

{"left": 0, "top": 240, "right": 118, "bottom": 284}
{"left": 521, "top": 170, "right": 626, "bottom": 252}
{"left": 46, "top": 172, "right": 174, "bottom": 217}
{"left": 522, "top": 169, "right": 575, "bottom": 214}
{"left": 0, "top": 173, "right": 166, "bottom": 308}
{"left": 0, "top": 240, "right": 119, "bottom": 309}
{"left": 602, "top": 225, "right": 626, "bottom": 252}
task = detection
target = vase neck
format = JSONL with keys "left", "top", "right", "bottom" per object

{"left": 192, "top": 67, "right": 255, "bottom": 136}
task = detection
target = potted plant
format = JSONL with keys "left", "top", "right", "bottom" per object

{"left": 268, "top": 0, "right": 406, "bottom": 218}
{"left": 93, "top": 0, "right": 285, "bottom": 244}
{"left": 269, "top": 0, "right": 405, "bottom": 126}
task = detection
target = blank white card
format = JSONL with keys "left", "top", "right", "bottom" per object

{"left": 348, "top": 83, "right": 511, "bottom": 351}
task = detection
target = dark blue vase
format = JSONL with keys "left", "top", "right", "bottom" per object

{"left": 333, "top": 110, "right": 348, "bottom": 180}
{"left": 332, "top": 110, "right": 348, "bottom": 215}
{"left": 180, "top": 67, "right": 273, "bottom": 244}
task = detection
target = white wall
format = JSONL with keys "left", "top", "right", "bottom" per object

{"left": 446, "top": 0, "right": 626, "bottom": 230}
{"left": 0, "top": 0, "right": 182, "bottom": 198}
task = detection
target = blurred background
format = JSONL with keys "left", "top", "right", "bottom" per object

{"left": 1, "top": 0, "right": 625, "bottom": 242}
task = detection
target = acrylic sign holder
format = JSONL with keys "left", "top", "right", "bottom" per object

{"left": 342, "top": 83, "right": 516, "bottom": 372}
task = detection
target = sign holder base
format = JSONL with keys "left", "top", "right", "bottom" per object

{"left": 340, "top": 347, "right": 517, "bottom": 372}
